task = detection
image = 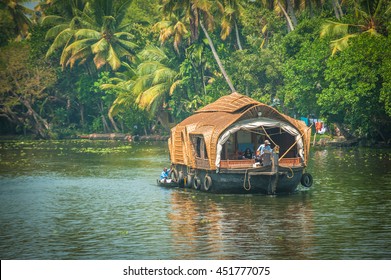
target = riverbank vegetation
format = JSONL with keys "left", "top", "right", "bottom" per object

{"left": 1, "top": 0, "right": 390, "bottom": 144}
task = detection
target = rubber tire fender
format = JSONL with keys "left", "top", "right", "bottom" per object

{"left": 185, "top": 174, "right": 193, "bottom": 188}
{"left": 170, "top": 168, "right": 178, "bottom": 181}
{"left": 193, "top": 176, "right": 201, "bottom": 190}
{"left": 177, "top": 171, "right": 185, "bottom": 187}
{"left": 301, "top": 173, "right": 313, "bottom": 188}
{"left": 203, "top": 175, "right": 213, "bottom": 191}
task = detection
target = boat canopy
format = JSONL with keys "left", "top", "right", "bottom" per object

{"left": 215, "top": 117, "right": 304, "bottom": 168}
{"left": 168, "top": 92, "right": 311, "bottom": 171}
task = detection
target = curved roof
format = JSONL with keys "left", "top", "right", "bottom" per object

{"left": 196, "top": 93, "right": 260, "bottom": 113}
{"left": 168, "top": 92, "right": 310, "bottom": 170}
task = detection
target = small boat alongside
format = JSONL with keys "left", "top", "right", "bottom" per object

{"left": 167, "top": 92, "right": 313, "bottom": 194}
{"left": 156, "top": 178, "right": 178, "bottom": 188}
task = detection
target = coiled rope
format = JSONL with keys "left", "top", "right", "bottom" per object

{"left": 243, "top": 169, "right": 252, "bottom": 191}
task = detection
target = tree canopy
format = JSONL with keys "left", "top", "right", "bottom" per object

{"left": 1, "top": 0, "right": 390, "bottom": 143}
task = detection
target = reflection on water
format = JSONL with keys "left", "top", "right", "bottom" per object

{"left": 0, "top": 140, "right": 390, "bottom": 259}
{"left": 168, "top": 191, "right": 316, "bottom": 259}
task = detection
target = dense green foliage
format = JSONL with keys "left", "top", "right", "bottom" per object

{"left": 1, "top": 0, "right": 391, "bottom": 143}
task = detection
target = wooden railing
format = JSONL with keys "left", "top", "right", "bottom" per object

{"left": 220, "top": 159, "right": 255, "bottom": 169}
{"left": 279, "top": 157, "right": 302, "bottom": 166}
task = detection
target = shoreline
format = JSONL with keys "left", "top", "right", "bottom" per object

{"left": 1, "top": 133, "right": 390, "bottom": 147}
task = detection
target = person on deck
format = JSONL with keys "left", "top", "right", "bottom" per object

{"left": 243, "top": 148, "right": 253, "bottom": 159}
{"left": 256, "top": 140, "right": 272, "bottom": 165}
{"left": 160, "top": 167, "right": 172, "bottom": 183}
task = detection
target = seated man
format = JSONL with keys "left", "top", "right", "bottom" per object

{"left": 160, "top": 167, "right": 172, "bottom": 183}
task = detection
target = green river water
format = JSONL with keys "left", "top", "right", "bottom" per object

{"left": 0, "top": 140, "right": 390, "bottom": 259}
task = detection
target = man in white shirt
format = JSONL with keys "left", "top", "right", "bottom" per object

{"left": 256, "top": 140, "right": 272, "bottom": 165}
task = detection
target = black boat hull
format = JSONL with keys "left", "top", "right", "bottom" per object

{"left": 172, "top": 164, "right": 304, "bottom": 194}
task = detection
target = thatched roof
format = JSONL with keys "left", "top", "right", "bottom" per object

{"left": 168, "top": 92, "right": 310, "bottom": 170}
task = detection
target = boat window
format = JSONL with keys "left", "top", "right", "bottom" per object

{"left": 193, "top": 136, "right": 208, "bottom": 159}
{"left": 196, "top": 137, "right": 201, "bottom": 157}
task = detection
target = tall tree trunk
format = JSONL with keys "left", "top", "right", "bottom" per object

{"left": 337, "top": 0, "right": 343, "bottom": 18}
{"left": 307, "top": 0, "right": 314, "bottom": 17}
{"left": 331, "top": 0, "right": 343, "bottom": 19}
{"left": 157, "top": 111, "right": 170, "bottom": 133}
{"left": 190, "top": 10, "right": 199, "bottom": 43}
{"left": 234, "top": 21, "right": 243, "bottom": 50}
{"left": 98, "top": 101, "right": 111, "bottom": 133}
{"left": 199, "top": 20, "right": 236, "bottom": 93}
{"left": 286, "top": 0, "right": 297, "bottom": 27}
{"left": 108, "top": 114, "right": 119, "bottom": 132}
{"left": 101, "top": 114, "right": 110, "bottom": 133}
{"left": 201, "top": 64, "right": 207, "bottom": 97}
{"left": 277, "top": 1, "right": 295, "bottom": 32}
{"left": 80, "top": 104, "right": 85, "bottom": 128}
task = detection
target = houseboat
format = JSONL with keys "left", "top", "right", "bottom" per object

{"left": 167, "top": 92, "right": 313, "bottom": 194}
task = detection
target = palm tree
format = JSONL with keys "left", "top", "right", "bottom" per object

{"left": 102, "top": 46, "right": 178, "bottom": 130}
{"left": 320, "top": 0, "right": 391, "bottom": 55}
{"left": 101, "top": 61, "right": 136, "bottom": 119}
{"left": 42, "top": 0, "right": 86, "bottom": 59}
{"left": 0, "top": 0, "right": 33, "bottom": 38}
{"left": 220, "top": 0, "right": 244, "bottom": 50}
{"left": 153, "top": 14, "right": 189, "bottom": 53}
{"left": 133, "top": 46, "right": 178, "bottom": 117}
{"left": 45, "top": 0, "right": 137, "bottom": 71}
{"left": 260, "top": 0, "right": 329, "bottom": 32}
{"left": 259, "top": 0, "right": 296, "bottom": 32}
{"left": 160, "top": 0, "right": 236, "bottom": 93}
{"left": 64, "top": 0, "right": 137, "bottom": 70}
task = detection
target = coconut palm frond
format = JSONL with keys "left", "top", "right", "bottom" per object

{"left": 320, "top": 20, "right": 350, "bottom": 37}
{"left": 66, "top": 46, "right": 92, "bottom": 68}
{"left": 45, "top": 23, "right": 70, "bottom": 39}
{"left": 152, "top": 20, "right": 172, "bottom": 32}
{"left": 111, "top": 42, "right": 128, "bottom": 56}
{"left": 91, "top": 38, "right": 108, "bottom": 54}
{"left": 137, "top": 61, "right": 161, "bottom": 75}
{"left": 169, "top": 79, "right": 182, "bottom": 95}
{"left": 101, "top": 83, "right": 119, "bottom": 91}
{"left": 152, "top": 68, "right": 176, "bottom": 85}
{"left": 139, "top": 46, "right": 167, "bottom": 62}
{"left": 65, "top": 38, "right": 96, "bottom": 54}
{"left": 74, "top": 28, "right": 100, "bottom": 39}
{"left": 330, "top": 34, "right": 357, "bottom": 55}
{"left": 114, "top": 0, "right": 133, "bottom": 25}
{"left": 364, "top": 28, "right": 380, "bottom": 36}
{"left": 41, "top": 15, "right": 65, "bottom": 26}
{"left": 108, "top": 102, "right": 121, "bottom": 118}
{"left": 133, "top": 75, "right": 153, "bottom": 96}
{"left": 174, "top": 21, "right": 188, "bottom": 35}
{"left": 220, "top": 17, "right": 232, "bottom": 40}
{"left": 262, "top": 24, "right": 268, "bottom": 34}
{"left": 160, "top": 27, "right": 174, "bottom": 44}
{"left": 107, "top": 45, "right": 121, "bottom": 70}
{"left": 137, "top": 83, "right": 166, "bottom": 112}
{"left": 224, "top": 5, "right": 236, "bottom": 17}
{"left": 46, "top": 29, "right": 75, "bottom": 57}
{"left": 93, "top": 51, "right": 108, "bottom": 69}
{"left": 68, "top": 16, "right": 82, "bottom": 29}
{"left": 114, "top": 31, "right": 133, "bottom": 40}
{"left": 116, "top": 39, "right": 138, "bottom": 54}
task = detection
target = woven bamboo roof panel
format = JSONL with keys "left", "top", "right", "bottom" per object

{"left": 197, "top": 92, "right": 261, "bottom": 113}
